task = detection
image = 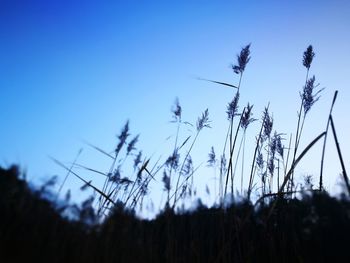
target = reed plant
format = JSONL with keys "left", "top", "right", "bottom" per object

{"left": 2, "top": 43, "right": 350, "bottom": 262}
{"left": 49, "top": 44, "right": 350, "bottom": 222}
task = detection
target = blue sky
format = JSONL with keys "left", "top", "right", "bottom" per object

{"left": 1, "top": 1, "right": 350, "bottom": 215}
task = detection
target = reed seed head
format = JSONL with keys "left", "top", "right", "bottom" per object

{"left": 270, "top": 131, "right": 278, "bottom": 157}
{"left": 133, "top": 151, "right": 142, "bottom": 171}
{"left": 162, "top": 171, "right": 171, "bottom": 191}
{"left": 197, "top": 108, "right": 211, "bottom": 131}
{"left": 303, "top": 45, "right": 315, "bottom": 70}
{"left": 240, "top": 103, "right": 256, "bottom": 130}
{"left": 301, "top": 75, "right": 323, "bottom": 115}
{"left": 181, "top": 155, "right": 193, "bottom": 176}
{"left": 226, "top": 92, "right": 240, "bottom": 120}
{"left": 220, "top": 154, "right": 227, "bottom": 175}
{"left": 116, "top": 120, "right": 130, "bottom": 155}
{"left": 172, "top": 97, "right": 182, "bottom": 122}
{"left": 263, "top": 108, "right": 273, "bottom": 140}
{"left": 109, "top": 166, "right": 121, "bottom": 183}
{"left": 166, "top": 150, "right": 180, "bottom": 170}
{"left": 207, "top": 146, "right": 216, "bottom": 167}
{"left": 256, "top": 152, "right": 264, "bottom": 170}
{"left": 127, "top": 135, "right": 139, "bottom": 155}
{"left": 232, "top": 44, "right": 251, "bottom": 75}
{"left": 276, "top": 134, "right": 284, "bottom": 159}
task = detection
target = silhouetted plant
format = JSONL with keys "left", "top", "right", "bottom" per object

{"left": 303, "top": 45, "right": 315, "bottom": 70}
{"left": 239, "top": 103, "right": 256, "bottom": 194}
{"left": 207, "top": 146, "right": 217, "bottom": 167}
{"left": 290, "top": 45, "right": 322, "bottom": 193}
{"left": 3, "top": 38, "right": 350, "bottom": 263}
{"left": 247, "top": 105, "right": 270, "bottom": 200}
{"left": 172, "top": 108, "right": 211, "bottom": 207}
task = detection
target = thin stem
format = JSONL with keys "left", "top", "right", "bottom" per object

{"left": 264, "top": 137, "right": 271, "bottom": 195}
{"left": 319, "top": 90, "right": 338, "bottom": 190}
{"left": 173, "top": 131, "right": 200, "bottom": 208}
{"left": 56, "top": 148, "right": 83, "bottom": 202}
{"left": 237, "top": 73, "right": 243, "bottom": 93}
{"left": 240, "top": 132, "right": 246, "bottom": 195}
{"left": 247, "top": 104, "right": 269, "bottom": 200}
{"left": 224, "top": 108, "right": 245, "bottom": 198}
{"left": 277, "top": 159, "right": 280, "bottom": 190}
{"left": 284, "top": 134, "right": 293, "bottom": 175}
{"left": 232, "top": 135, "right": 244, "bottom": 195}
{"left": 290, "top": 68, "right": 309, "bottom": 191}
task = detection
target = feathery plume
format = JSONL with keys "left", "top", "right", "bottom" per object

{"left": 166, "top": 150, "right": 180, "bottom": 170}
{"left": 263, "top": 108, "right": 273, "bottom": 140}
{"left": 171, "top": 97, "right": 182, "bottom": 122}
{"left": 301, "top": 75, "right": 323, "bottom": 115}
{"left": 226, "top": 92, "right": 240, "bottom": 120}
{"left": 207, "top": 146, "right": 216, "bottom": 167}
{"left": 127, "top": 135, "right": 139, "bottom": 155}
{"left": 232, "top": 44, "right": 251, "bottom": 74}
{"left": 240, "top": 103, "right": 256, "bottom": 130}
{"left": 133, "top": 151, "right": 142, "bottom": 170}
{"left": 303, "top": 45, "right": 315, "bottom": 69}
{"left": 116, "top": 120, "right": 130, "bottom": 155}
{"left": 196, "top": 109, "right": 211, "bottom": 131}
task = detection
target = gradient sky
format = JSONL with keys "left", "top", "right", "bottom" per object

{"left": 1, "top": 1, "right": 350, "bottom": 216}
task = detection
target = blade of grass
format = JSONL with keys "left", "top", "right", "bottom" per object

{"left": 73, "top": 163, "right": 108, "bottom": 177}
{"left": 83, "top": 140, "right": 114, "bottom": 159}
{"left": 319, "top": 90, "right": 338, "bottom": 190}
{"left": 266, "top": 131, "right": 326, "bottom": 220}
{"left": 197, "top": 77, "right": 239, "bottom": 89}
{"left": 279, "top": 132, "right": 325, "bottom": 194}
{"left": 329, "top": 115, "right": 350, "bottom": 195}
{"left": 55, "top": 148, "right": 83, "bottom": 201}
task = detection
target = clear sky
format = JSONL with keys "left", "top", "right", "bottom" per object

{"left": 1, "top": 1, "right": 350, "bottom": 216}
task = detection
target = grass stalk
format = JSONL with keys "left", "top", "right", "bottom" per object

{"left": 329, "top": 115, "right": 350, "bottom": 195}
{"left": 240, "top": 132, "right": 246, "bottom": 195}
{"left": 224, "top": 108, "right": 245, "bottom": 198}
{"left": 290, "top": 69, "right": 309, "bottom": 191}
{"left": 247, "top": 104, "right": 269, "bottom": 200}
{"left": 319, "top": 90, "right": 338, "bottom": 190}
{"left": 55, "top": 148, "right": 83, "bottom": 201}
{"left": 172, "top": 132, "right": 199, "bottom": 208}
{"left": 50, "top": 157, "right": 116, "bottom": 206}
{"left": 266, "top": 131, "right": 326, "bottom": 220}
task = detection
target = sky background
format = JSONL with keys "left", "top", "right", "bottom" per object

{"left": 1, "top": 0, "right": 350, "bottom": 216}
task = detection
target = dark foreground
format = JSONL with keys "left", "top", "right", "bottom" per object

{"left": 1, "top": 166, "right": 350, "bottom": 263}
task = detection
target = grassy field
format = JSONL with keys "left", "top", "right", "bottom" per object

{"left": 1, "top": 45, "right": 350, "bottom": 262}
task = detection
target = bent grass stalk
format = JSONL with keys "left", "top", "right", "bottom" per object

{"left": 265, "top": 131, "right": 326, "bottom": 219}
{"left": 329, "top": 115, "right": 350, "bottom": 195}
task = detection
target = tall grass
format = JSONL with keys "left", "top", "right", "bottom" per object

{"left": 49, "top": 44, "right": 349, "bottom": 219}
{"left": 2, "top": 43, "right": 350, "bottom": 262}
